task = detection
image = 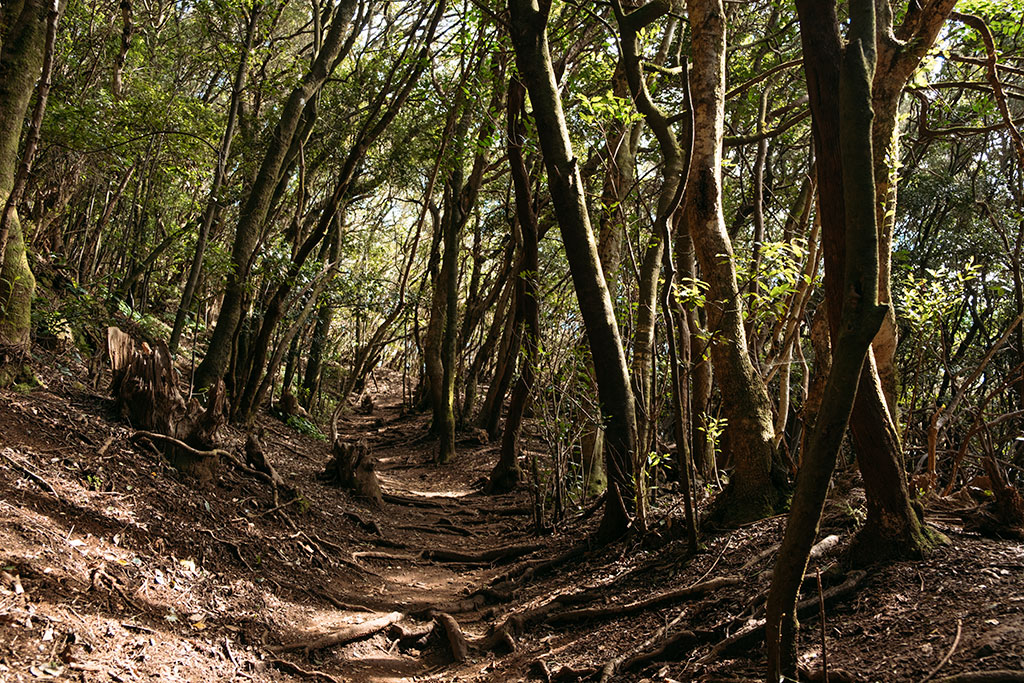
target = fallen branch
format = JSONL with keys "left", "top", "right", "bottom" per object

{"left": 0, "top": 449, "right": 58, "bottom": 497}
{"left": 270, "top": 611, "right": 403, "bottom": 654}
{"left": 920, "top": 619, "right": 962, "bottom": 683}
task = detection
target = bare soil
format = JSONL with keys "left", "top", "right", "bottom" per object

{"left": 2, "top": 347, "right": 1023, "bottom": 682}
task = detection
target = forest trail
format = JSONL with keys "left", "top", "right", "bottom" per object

{"left": 3, "top": 352, "right": 1024, "bottom": 682}
{"left": 0, "top": 354, "right": 559, "bottom": 682}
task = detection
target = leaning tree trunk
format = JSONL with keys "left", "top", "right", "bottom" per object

{"left": 508, "top": 0, "right": 637, "bottom": 539}
{"left": 766, "top": 2, "right": 888, "bottom": 677}
{"left": 169, "top": 4, "right": 258, "bottom": 354}
{"left": 684, "top": 0, "right": 782, "bottom": 525}
{"left": 236, "top": 0, "right": 444, "bottom": 422}
{"left": 578, "top": 58, "right": 641, "bottom": 503}
{"left": 192, "top": 0, "right": 358, "bottom": 392}
{"left": 820, "top": 0, "right": 952, "bottom": 563}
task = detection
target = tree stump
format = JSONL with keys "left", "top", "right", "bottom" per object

{"left": 276, "top": 390, "right": 309, "bottom": 418}
{"left": 319, "top": 438, "right": 383, "bottom": 507}
{"left": 107, "top": 326, "right": 225, "bottom": 482}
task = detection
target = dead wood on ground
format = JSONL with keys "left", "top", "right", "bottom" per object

{"left": 319, "top": 438, "right": 383, "bottom": 506}
{"left": 433, "top": 611, "right": 469, "bottom": 662}
{"left": 270, "top": 611, "right": 403, "bottom": 654}
{"left": 109, "top": 326, "right": 225, "bottom": 482}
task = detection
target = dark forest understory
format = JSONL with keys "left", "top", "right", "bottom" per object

{"left": 3, "top": 0, "right": 1024, "bottom": 680}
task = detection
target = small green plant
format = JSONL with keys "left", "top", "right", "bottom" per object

{"left": 85, "top": 473, "right": 103, "bottom": 491}
{"left": 641, "top": 451, "right": 671, "bottom": 501}
{"left": 698, "top": 414, "right": 728, "bottom": 462}
{"left": 285, "top": 414, "right": 326, "bottom": 441}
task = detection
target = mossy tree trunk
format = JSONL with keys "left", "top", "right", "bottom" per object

{"left": 0, "top": 0, "right": 58, "bottom": 351}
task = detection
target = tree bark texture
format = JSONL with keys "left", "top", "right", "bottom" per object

{"left": 684, "top": 0, "right": 780, "bottom": 524}
{"left": 488, "top": 76, "right": 537, "bottom": 494}
{"left": 799, "top": 0, "right": 943, "bottom": 562}
{"left": 767, "top": 2, "right": 888, "bottom": 677}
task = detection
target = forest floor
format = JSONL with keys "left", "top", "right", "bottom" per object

{"left": 2, "top": 346, "right": 1024, "bottom": 683}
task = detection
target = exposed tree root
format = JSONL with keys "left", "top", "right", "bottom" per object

{"left": 270, "top": 611, "right": 403, "bottom": 654}
{"left": 701, "top": 570, "right": 866, "bottom": 663}
{"left": 433, "top": 611, "right": 469, "bottom": 662}
{"left": 315, "top": 591, "right": 375, "bottom": 612}
{"left": 598, "top": 629, "right": 707, "bottom": 683}
{"left": 434, "top": 518, "right": 477, "bottom": 536}
{"left": 480, "top": 542, "right": 591, "bottom": 599}
{"left": 478, "top": 581, "right": 620, "bottom": 653}
{"left": 422, "top": 541, "right": 543, "bottom": 564}
{"left": 389, "top": 622, "right": 435, "bottom": 649}
{"left": 410, "top": 589, "right": 511, "bottom": 618}
{"left": 343, "top": 510, "right": 382, "bottom": 535}
{"left": 132, "top": 429, "right": 279, "bottom": 490}
{"left": 268, "top": 658, "right": 342, "bottom": 683}
{"left": 352, "top": 550, "right": 421, "bottom": 565}
{"left": 530, "top": 660, "right": 598, "bottom": 682}
{"left": 547, "top": 575, "right": 742, "bottom": 625}
{"left": 935, "top": 672, "right": 1024, "bottom": 683}
{"left": 383, "top": 492, "right": 454, "bottom": 509}
{"left": 399, "top": 523, "right": 474, "bottom": 537}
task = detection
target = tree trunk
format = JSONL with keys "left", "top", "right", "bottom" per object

{"left": 685, "top": 0, "right": 781, "bottom": 524}
{"left": 508, "top": 0, "right": 636, "bottom": 539}
{"left": 436, "top": 177, "right": 461, "bottom": 463}
{"left": 766, "top": 3, "right": 888, "bottom": 676}
{"left": 192, "top": 0, "right": 358, "bottom": 392}
{"left": 0, "top": 0, "right": 57, "bottom": 350}
{"left": 169, "top": 4, "right": 258, "bottom": 353}
{"left": 488, "top": 75, "right": 537, "bottom": 494}
{"left": 611, "top": 2, "right": 686, "bottom": 527}
{"left": 800, "top": 0, "right": 949, "bottom": 563}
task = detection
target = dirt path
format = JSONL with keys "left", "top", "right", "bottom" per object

{"left": 3, "top": 354, "right": 1024, "bottom": 683}
{"left": 0, "top": 364, "right": 552, "bottom": 683}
